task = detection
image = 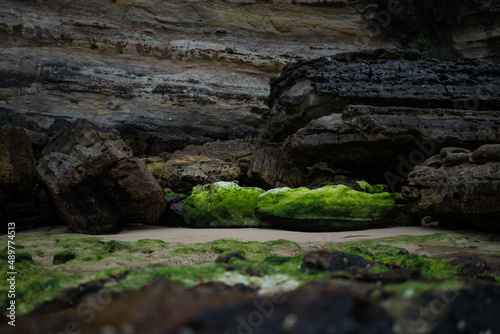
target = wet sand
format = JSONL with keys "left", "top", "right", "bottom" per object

{"left": 20, "top": 224, "right": 453, "bottom": 244}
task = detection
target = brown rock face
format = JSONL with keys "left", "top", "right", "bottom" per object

{"left": 36, "top": 119, "right": 166, "bottom": 234}
{"left": 402, "top": 144, "right": 500, "bottom": 231}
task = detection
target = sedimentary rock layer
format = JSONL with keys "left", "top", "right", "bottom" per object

{"left": 0, "top": 0, "right": 396, "bottom": 149}
{"left": 284, "top": 104, "right": 500, "bottom": 183}
{"left": 265, "top": 49, "right": 500, "bottom": 141}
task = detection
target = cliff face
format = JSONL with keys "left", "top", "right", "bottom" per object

{"left": 2, "top": 0, "right": 500, "bottom": 231}
{"left": 0, "top": 0, "right": 399, "bottom": 148}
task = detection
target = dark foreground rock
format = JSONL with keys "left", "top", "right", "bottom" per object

{"left": 0, "top": 124, "right": 58, "bottom": 229}
{"left": 36, "top": 119, "right": 167, "bottom": 234}
{"left": 403, "top": 144, "right": 500, "bottom": 231}
{"left": 9, "top": 280, "right": 395, "bottom": 334}
{"left": 7, "top": 278, "right": 500, "bottom": 334}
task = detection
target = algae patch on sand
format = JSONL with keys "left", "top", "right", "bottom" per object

{"left": 1, "top": 232, "right": 499, "bottom": 316}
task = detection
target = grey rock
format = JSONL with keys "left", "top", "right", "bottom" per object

{"left": 402, "top": 144, "right": 500, "bottom": 231}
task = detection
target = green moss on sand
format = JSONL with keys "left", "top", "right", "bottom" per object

{"left": 172, "top": 238, "right": 301, "bottom": 261}
{"left": 2, "top": 232, "right": 498, "bottom": 316}
{"left": 182, "top": 181, "right": 266, "bottom": 228}
{"left": 53, "top": 250, "right": 76, "bottom": 264}
{"left": 256, "top": 185, "right": 398, "bottom": 231}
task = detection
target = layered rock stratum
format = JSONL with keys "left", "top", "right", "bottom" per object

{"left": 0, "top": 0, "right": 401, "bottom": 150}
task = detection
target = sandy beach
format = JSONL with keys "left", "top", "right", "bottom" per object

{"left": 20, "top": 224, "right": 453, "bottom": 244}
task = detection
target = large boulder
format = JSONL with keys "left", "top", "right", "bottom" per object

{"left": 142, "top": 140, "right": 249, "bottom": 194}
{"left": 255, "top": 184, "right": 398, "bottom": 232}
{"left": 182, "top": 181, "right": 266, "bottom": 228}
{"left": 37, "top": 119, "right": 167, "bottom": 234}
{"left": 247, "top": 145, "right": 304, "bottom": 189}
{"left": 402, "top": 144, "right": 500, "bottom": 231}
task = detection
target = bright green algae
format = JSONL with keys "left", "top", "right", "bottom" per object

{"left": 356, "top": 180, "right": 389, "bottom": 193}
{"left": 255, "top": 185, "right": 398, "bottom": 231}
{"left": 1, "top": 232, "right": 498, "bottom": 315}
{"left": 182, "top": 181, "right": 266, "bottom": 228}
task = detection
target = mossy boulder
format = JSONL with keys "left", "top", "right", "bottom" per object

{"left": 182, "top": 182, "right": 266, "bottom": 228}
{"left": 255, "top": 185, "right": 398, "bottom": 231}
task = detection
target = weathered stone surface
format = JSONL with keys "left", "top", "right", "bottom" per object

{"left": 143, "top": 140, "right": 252, "bottom": 194}
{"left": 182, "top": 181, "right": 266, "bottom": 228}
{"left": 283, "top": 104, "right": 500, "bottom": 185}
{"left": 143, "top": 139, "right": 303, "bottom": 193}
{"left": 247, "top": 145, "right": 304, "bottom": 188}
{"left": 255, "top": 185, "right": 398, "bottom": 232}
{"left": 265, "top": 49, "right": 500, "bottom": 142}
{"left": 37, "top": 119, "right": 167, "bottom": 234}
{"left": 0, "top": 107, "right": 41, "bottom": 131}
{"left": 402, "top": 144, "right": 500, "bottom": 231}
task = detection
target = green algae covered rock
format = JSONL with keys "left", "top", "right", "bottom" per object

{"left": 182, "top": 182, "right": 266, "bottom": 228}
{"left": 356, "top": 180, "right": 389, "bottom": 194}
{"left": 255, "top": 185, "right": 398, "bottom": 231}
